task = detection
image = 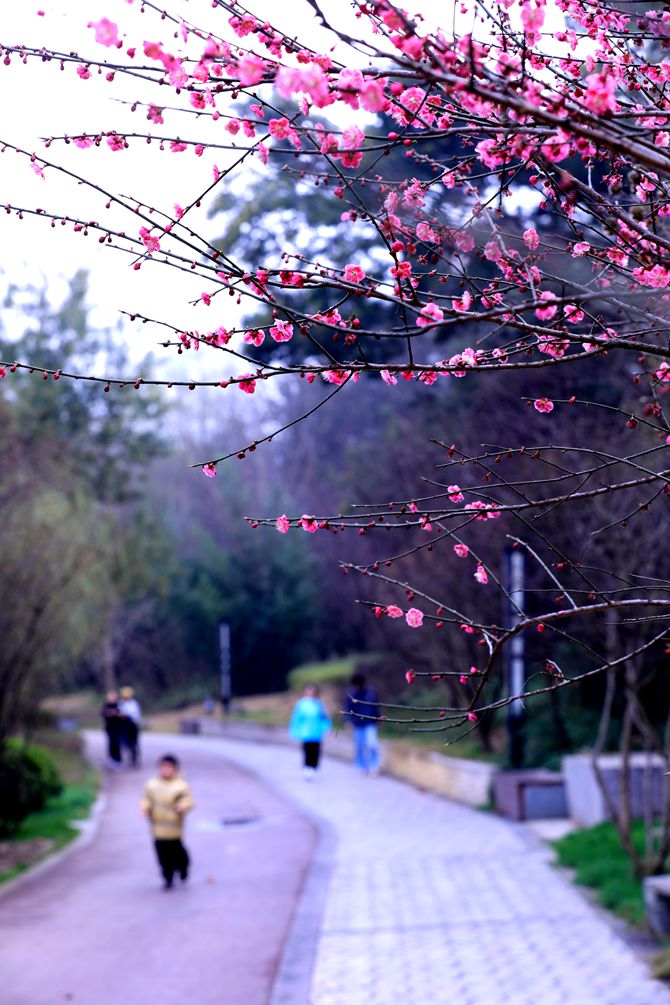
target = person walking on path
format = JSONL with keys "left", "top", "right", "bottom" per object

{"left": 119, "top": 685, "right": 142, "bottom": 768}
{"left": 101, "top": 690, "right": 123, "bottom": 770}
{"left": 289, "top": 685, "right": 331, "bottom": 779}
{"left": 345, "top": 673, "right": 381, "bottom": 775}
{"left": 140, "top": 753, "right": 194, "bottom": 889}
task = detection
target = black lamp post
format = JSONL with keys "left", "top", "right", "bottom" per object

{"left": 503, "top": 547, "right": 526, "bottom": 769}
{"left": 219, "top": 620, "right": 232, "bottom": 714}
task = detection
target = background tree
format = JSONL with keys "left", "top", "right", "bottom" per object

{"left": 3, "top": 0, "right": 670, "bottom": 873}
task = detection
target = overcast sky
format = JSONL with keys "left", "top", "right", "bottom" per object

{"left": 0, "top": 0, "right": 403, "bottom": 378}
{"left": 0, "top": 0, "right": 540, "bottom": 385}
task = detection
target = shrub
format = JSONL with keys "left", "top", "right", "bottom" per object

{"left": 0, "top": 740, "right": 63, "bottom": 836}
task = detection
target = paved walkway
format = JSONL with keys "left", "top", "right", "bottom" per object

{"left": 208, "top": 735, "right": 670, "bottom": 1005}
{"left": 0, "top": 732, "right": 315, "bottom": 1005}
{"left": 2, "top": 731, "right": 669, "bottom": 1005}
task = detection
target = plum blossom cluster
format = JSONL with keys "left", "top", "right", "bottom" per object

{"left": 2, "top": 0, "right": 668, "bottom": 404}
{"left": 2, "top": 0, "right": 670, "bottom": 732}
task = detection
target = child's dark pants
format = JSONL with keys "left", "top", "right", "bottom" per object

{"left": 154, "top": 839, "right": 189, "bottom": 883}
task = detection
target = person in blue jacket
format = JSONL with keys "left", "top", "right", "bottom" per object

{"left": 289, "top": 684, "right": 331, "bottom": 778}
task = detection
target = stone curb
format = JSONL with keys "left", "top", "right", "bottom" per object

{"left": 187, "top": 718, "right": 498, "bottom": 808}
{"left": 196, "top": 733, "right": 337, "bottom": 1005}
{"left": 268, "top": 807, "right": 337, "bottom": 1005}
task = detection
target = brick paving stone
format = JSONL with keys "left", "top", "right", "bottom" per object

{"left": 211, "top": 738, "right": 670, "bottom": 1005}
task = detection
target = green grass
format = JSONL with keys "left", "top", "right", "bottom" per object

{"left": 229, "top": 707, "right": 288, "bottom": 725}
{"left": 148, "top": 682, "right": 218, "bottom": 712}
{"left": 14, "top": 781, "right": 96, "bottom": 843}
{"left": 0, "top": 781, "right": 98, "bottom": 885}
{"left": 0, "top": 731, "right": 98, "bottom": 885}
{"left": 377, "top": 721, "right": 502, "bottom": 762}
{"left": 652, "top": 945, "right": 670, "bottom": 980}
{"left": 553, "top": 821, "right": 650, "bottom": 927}
{"left": 288, "top": 653, "right": 382, "bottom": 690}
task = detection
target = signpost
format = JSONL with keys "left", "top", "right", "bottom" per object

{"left": 503, "top": 547, "right": 526, "bottom": 768}
{"left": 219, "top": 621, "right": 231, "bottom": 714}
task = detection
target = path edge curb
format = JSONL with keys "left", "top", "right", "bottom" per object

{"left": 268, "top": 805, "right": 336, "bottom": 1005}
{"left": 201, "top": 733, "right": 337, "bottom": 1005}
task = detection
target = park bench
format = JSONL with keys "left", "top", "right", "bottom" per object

{"left": 179, "top": 718, "right": 201, "bottom": 735}
{"left": 644, "top": 875, "right": 670, "bottom": 938}
{"left": 494, "top": 769, "right": 568, "bottom": 821}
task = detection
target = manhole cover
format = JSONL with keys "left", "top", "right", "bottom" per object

{"left": 220, "top": 805, "right": 262, "bottom": 827}
{"left": 221, "top": 814, "right": 260, "bottom": 827}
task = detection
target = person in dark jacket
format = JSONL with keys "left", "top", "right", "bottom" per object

{"left": 344, "top": 674, "right": 381, "bottom": 775}
{"left": 101, "top": 690, "right": 123, "bottom": 770}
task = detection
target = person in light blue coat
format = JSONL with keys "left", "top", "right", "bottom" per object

{"left": 289, "top": 684, "right": 331, "bottom": 778}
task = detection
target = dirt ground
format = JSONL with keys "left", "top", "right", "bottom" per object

{"left": 0, "top": 837, "right": 54, "bottom": 880}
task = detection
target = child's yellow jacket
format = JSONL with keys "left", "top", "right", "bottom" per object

{"left": 140, "top": 775, "right": 194, "bottom": 839}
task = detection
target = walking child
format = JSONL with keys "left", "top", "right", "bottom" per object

{"left": 289, "top": 684, "right": 331, "bottom": 779}
{"left": 140, "top": 753, "right": 194, "bottom": 889}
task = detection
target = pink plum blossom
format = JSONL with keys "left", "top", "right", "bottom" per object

{"left": 391, "top": 261, "right": 412, "bottom": 280}
{"left": 474, "top": 564, "right": 489, "bottom": 584}
{"left": 361, "top": 79, "right": 388, "bottom": 112}
{"left": 88, "top": 18, "right": 121, "bottom": 47}
{"left": 484, "top": 240, "right": 502, "bottom": 262}
{"left": 244, "top": 330, "right": 265, "bottom": 347}
{"left": 275, "top": 514, "right": 290, "bottom": 533}
{"left": 237, "top": 54, "right": 266, "bottom": 86}
{"left": 453, "top": 291, "right": 472, "bottom": 312}
{"left": 344, "top": 264, "right": 366, "bottom": 283}
{"left": 405, "top": 608, "right": 424, "bottom": 628}
{"left": 523, "top": 228, "right": 539, "bottom": 250}
{"left": 139, "top": 227, "right": 160, "bottom": 253}
{"left": 417, "top": 303, "right": 444, "bottom": 326}
{"left": 535, "top": 292, "right": 557, "bottom": 320}
{"left": 338, "top": 125, "right": 365, "bottom": 168}
{"left": 584, "top": 71, "right": 619, "bottom": 115}
{"left": 269, "top": 320, "right": 294, "bottom": 342}
{"left": 416, "top": 221, "right": 439, "bottom": 243}
{"left": 228, "top": 13, "right": 258, "bottom": 37}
